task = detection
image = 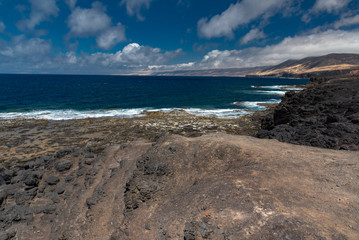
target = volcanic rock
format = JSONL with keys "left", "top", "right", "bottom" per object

{"left": 257, "top": 77, "right": 359, "bottom": 150}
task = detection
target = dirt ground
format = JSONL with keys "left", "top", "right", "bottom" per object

{"left": 2, "top": 132, "right": 357, "bottom": 239}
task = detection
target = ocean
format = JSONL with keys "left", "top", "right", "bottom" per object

{"left": 0, "top": 74, "right": 308, "bottom": 120}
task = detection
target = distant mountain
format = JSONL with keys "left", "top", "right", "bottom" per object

{"left": 153, "top": 53, "right": 359, "bottom": 78}
{"left": 253, "top": 53, "right": 359, "bottom": 78}
{"left": 153, "top": 66, "right": 268, "bottom": 77}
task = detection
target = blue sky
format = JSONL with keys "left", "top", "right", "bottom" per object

{"left": 0, "top": 0, "right": 359, "bottom": 74}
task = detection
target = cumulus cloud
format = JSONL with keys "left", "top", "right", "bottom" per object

{"left": 197, "top": 0, "right": 288, "bottom": 39}
{"left": 57, "top": 43, "right": 182, "bottom": 74}
{"left": 84, "top": 43, "right": 182, "bottom": 68}
{"left": 0, "top": 21, "right": 5, "bottom": 32}
{"left": 96, "top": 23, "right": 126, "bottom": 50}
{"left": 68, "top": 2, "right": 111, "bottom": 36}
{"left": 65, "top": 0, "right": 77, "bottom": 10}
{"left": 0, "top": 35, "right": 52, "bottom": 73}
{"left": 67, "top": 2, "right": 126, "bottom": 49}
{"left": 17, "top": 0, "right": 59, "bottom": 32}
{"left": 0, "top": 40, "right": 182, "bottom": 74}
{"left": 196, "top": 30, "right": 359, "bottom": 69}
{"left": 240, "top": 28, "right": 265, "bottom": 44}
{"left": 334, "top": 14, "right": 359, "bottom": 28}
{"left": 120, "top": 0, "right": 153, "bottom": 20}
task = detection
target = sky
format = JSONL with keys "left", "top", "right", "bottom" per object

{"left": 0, "top": 0, "right": 359, "bottom": 74}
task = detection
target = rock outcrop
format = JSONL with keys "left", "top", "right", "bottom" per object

{"left": 257, "top": 77, "right": 359, "bottom": 150}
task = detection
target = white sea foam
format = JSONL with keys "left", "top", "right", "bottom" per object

{"left": 255, "top": 90, "right": 287, "bottom": 96}
{"left": 0, "top": 109, "right": 147, "bottom": 120}
{"left": 235, "top": 99, "right": 281, "bottom": 110}
{"left": 252, "top": 85, "right": 288, "bottom": 89}
{"left": 184, "top": 108, "right": 250, "bottom": 119}
{"left": 252, "top": 85, "right": 303, "bottom": 91}
{"left": 0, "top": 108, "right": 251, "bottom": 120}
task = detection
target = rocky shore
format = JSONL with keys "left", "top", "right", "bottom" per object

{"left": 257, "top": 77, "right": 359, "bottom": 150}
{"left": 0, "top": 77, "right": 358, "bottom": 239}
{"left": 0, "top": 110, "right": 266, "bottom": 164}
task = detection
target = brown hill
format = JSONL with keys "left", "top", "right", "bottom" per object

{"left": 254, "top": 53, "right": 359, "bottom": 78}
{"left": 1, "top": 134, "right": 358, "bottom": 239}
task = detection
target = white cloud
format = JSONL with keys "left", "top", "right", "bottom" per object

{"left": 240, "top": 28, "right": 265, "bottom": 44}
{"left": 68, "top": 2, "right": 111, "bottom": 36}
{"left": 86, "top": 43, "right": 182, "bottom": 68}
{"left": 196, "top": 29, "right": 359, "bottom": 69}
{"left": 0, "top": 40, "right": 182, "bottom": 74}
{"left": 64, "top": 0, "right": 77, "bottom": 10}
{"left": 334, "top": 14, "right": 359, "bottom": 28}
{"left": 67, "top": 2, "right": 126, "bottom": 50}
{"left": 312, "top": 0, "right": 352, "bottom": 13}
{"left": 120, "top": 0, "right": 153, "bottom": 20}
{"left": 0, "top": 35, "right": 51, "bottom": 63}
{"left": 303, "top": 0, "right": 352, "bottom": 23}
{"left": 96, "top": 23, "right": 126, "bottom": 50}
{"left": 0, "top": 21, "right": 5, "bottom": 32}
{"left": 17, "top": 0, "right": 59, "bottom": 32}
{"left": 56, "top": 43, "right": 181, "bottom": 74}
{"left": 197, "top": 0, "right": 288, "bottom": 39}
{"left": 199, "top": 49, "right": 244, "bottom": 68}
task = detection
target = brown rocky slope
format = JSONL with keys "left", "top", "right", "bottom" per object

{"left": 1, "top": 133, "right": 358, "bottom": 239}
{"left": 252, "top": 53, "right": 359, "bottom": 78}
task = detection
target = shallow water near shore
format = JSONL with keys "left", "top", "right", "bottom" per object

{"left": 0, "top": 74, "right": 308, "bottom": 119}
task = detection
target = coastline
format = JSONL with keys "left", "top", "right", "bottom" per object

{"left": 1, "top": 77, "right": 358, "bottom": 239}
{"left": 1, "top": 77, "right": 302, "bottom": 163}
{"left": 0, "top": 108, "right": 269, "bottom": 164}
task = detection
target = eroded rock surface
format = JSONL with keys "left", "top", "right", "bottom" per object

{"left": 1, "top": 134, "right": 358, "bottom": 239}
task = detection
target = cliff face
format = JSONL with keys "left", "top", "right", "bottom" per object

{"left": 1, "top": 134, "right": 358, "bottom": 239}
{"left": 257, "top": 77, "right": 359, "bottom": 150}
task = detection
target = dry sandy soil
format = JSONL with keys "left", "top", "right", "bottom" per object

{"left": 2, "top": 133, "right": 357, "bottom": 240}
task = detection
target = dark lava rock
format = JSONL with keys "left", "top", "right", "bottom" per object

{"left": 86, "top": 185, "right": 106, "bottom": 208}
{"left": 84, "top": 158, "right": 93, "bottom": 165}
{"left": 0, "top": 177, "right": 5, "bottom": 186}
{"left": 24, "top": 171, "right": 42, "bottom": 188}
{"left": 0, "top": 231, "right": 16, "bottom": 240}
{"left": 0, "top": 232, "right": 8, "bottom": 240}
{"left": 55, "top": 148, "right": 73, "bottom": 159}
{"left": 65, "top": 170, "right": 76, "bottom": 182}
{"left": 56, "top": 183, "right": 66, "bottom": 195}
{"left": 198, "top": 218, "right": 212, "bottom": 239}
{"left": 0, "top": 192, "right": 5, "bottom": 206}
{"left": 55, "top": 160, "right": 73, "bottom": 172}
{"left": 0, "top": 169, "right": 14, "bottom": 184}
{"left": 45, "top": 176, "right": 60, "bottom": 185}
{"left": 42, "top": 204, "right": 57, "bottom": 214}
{"left": 184, "top": 222, "right": 197, "bottom": 240}
{"left": 85, "top": 152, "right": 95, "bottom": 158}
{"left": 257, "top": 78, "right": 359, "bottom": 150}
{"left": 15, "top": 188, "right": 38, "bottom": 205}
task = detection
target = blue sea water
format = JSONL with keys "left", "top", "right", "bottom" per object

{"left": 0, "top": 74, "right": 308, "bottom": 120}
